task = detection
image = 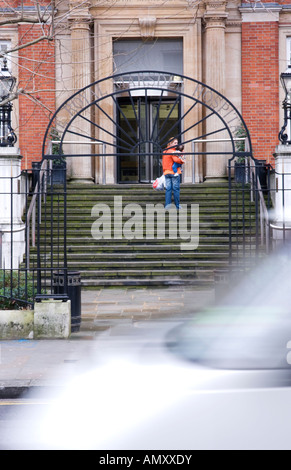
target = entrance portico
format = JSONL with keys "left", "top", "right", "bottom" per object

{"left": 56, "top": 0, "right": 242, "bottom": 184}
{"left": 45, "top": 68, "right": 251, "bottom": 190}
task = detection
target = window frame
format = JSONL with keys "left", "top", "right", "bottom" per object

{"left": 0, "top": 39, "right": 12, "bottom": 71}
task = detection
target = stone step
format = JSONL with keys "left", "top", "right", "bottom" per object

{"left": 44, "top": 211, "right": 256, "bottom": 220}
{"left": 36, "top": 230, "right": 256, "bottom": 240}
{"left": 35, "top": 232, "right": 257, "bottom": 242}
{"left": 55, "top": 203, "right": 251, "bottom": 211}
{"left": 63, "top": 234, "right": 252, "bottom": 242}
{"left": 63, "top": 186, "right": 247, "bottom": 196}
{"left": 33, "top": 244, "right": 232, "bottom": 252}
{"left": 33, "top": 249, "right": 245, "bottom": 259}
{"left": 37, "top": 256, "right": 232, "bottom": 266}
{"left": 37, "top": 220, "right": 256, "bottom": 229}
{"left": 51, "top": 260, "right": 230, "bottom": 269}
{"left": 81, "top": 279, "right": 214, "bottom": 288}
{"left": 27, "top": 182, "right": 259, "bottom": 287}
{"left": 50, "top": 197, "right": 253, "bottom": 206}
{"left": 64, "top": 189, "right": 248, "bottom": 195}
{"left": 61, "top": 202, "right": 236, "bottom": 209}
{"left": 63, "top": 192, "right": 249, "bottom": 198}
{"left": 65, "top": 183, "right": 230, "bottom": 191}
{"left": 76, "top": 267, "right": 215, "bottom": 277}
{"left": 34, "top": 238, "right": 247, "bottom": 247}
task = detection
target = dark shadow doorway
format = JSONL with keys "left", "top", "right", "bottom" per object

{"left": 117, "top": 96, "right": 181, "bottom": 183}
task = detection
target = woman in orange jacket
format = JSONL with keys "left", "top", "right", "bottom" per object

{"left": 162, "top": 137, "right": 185, "bottom": 209}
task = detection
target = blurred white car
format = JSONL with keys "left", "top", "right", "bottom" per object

{"left": 12, "top": 249, "right": 291, "bottom": 450}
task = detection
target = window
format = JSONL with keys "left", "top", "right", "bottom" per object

{"left": 0, "top": 40, "right": 11, "bottom": 70}
{"left": 113, "top": 39, "right": 183, "bottom": 76}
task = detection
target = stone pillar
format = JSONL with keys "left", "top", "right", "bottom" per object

{"left": 203, "top": 1, "right": 228, "bottom": 181}
{"left": 272, "top": 145, "right": 291, "bottom": 242}
{"left": 0, "top": 148, "right": 25, "bottom": 269}
{"left": 69, "top": 1, "right": 93, "bottom": 183}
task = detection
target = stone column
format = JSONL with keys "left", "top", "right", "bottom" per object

{"left": 69, "top": 1, "right": 93, "bottom": 183}
{"left": 0, "top": 148, "right": 25, "bottom": 269}
{"left": 272, "top": 145, "right": 291, "bottom": 243}
{"left": 203, "top": 1, "right": 228, "bottom": 181}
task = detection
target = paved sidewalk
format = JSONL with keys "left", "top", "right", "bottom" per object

{"left": 80, "top": 287, "right": 215, "bottom": 333}
{"left": 0, "top": 287, "right": 215, "bottom": 398}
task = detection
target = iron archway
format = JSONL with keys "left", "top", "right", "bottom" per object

{"left": 36, "top": 71, "right": 256, "bottom": 300}
{"left": 42, "top": 70, "right": 253, "bottom": 179}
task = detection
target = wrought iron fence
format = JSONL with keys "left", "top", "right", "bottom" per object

{"left": 0, "top": 153, "right": 287, "bottom": 310}
{"left": 0, "top": 167, "right": 35, "bottom": 308}
{"left": 0, "top": 161, "right": 68, "bottom": 309}
{"left": 2, "top": 156, "right": 291, "bottom": 310}
{"left": 228, "top": 157, "right": 274, "bottom": 272}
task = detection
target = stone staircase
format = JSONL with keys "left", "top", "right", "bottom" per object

{"left": 31, "top": 183, "right": 258, "bottom": 289}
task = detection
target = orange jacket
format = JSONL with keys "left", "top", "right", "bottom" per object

{"left": 162, "top": 148, "right": 185, "bottom": 175}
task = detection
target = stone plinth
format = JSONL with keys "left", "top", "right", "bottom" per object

{"left": 34, "top": 300, "right": 71, "bottom": 339}
{"left": 272, "top": 145, "right": 291, "bottom": 242}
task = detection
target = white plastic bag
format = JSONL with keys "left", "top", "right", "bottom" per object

{"left": 152, "top": 174, "right": 166, "bottom": 191}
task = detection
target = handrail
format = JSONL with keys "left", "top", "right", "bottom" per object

{"left": 26, "top": 147, "right": 51, "bottom": 270}
{"left": 25, "top": 140, "right": 107, "bottom": 270}
{"left": 270, "top": 223, "right": 291, "bottom": 230}
{"left": 250, "top": 164, "right": 271, "bottom": 253}
{"left": 246, "top": 132, "right": 271, "bottom": 253}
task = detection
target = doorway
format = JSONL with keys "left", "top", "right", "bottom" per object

{"left": 117, "top": 97, "right": 181, "bottom": 183}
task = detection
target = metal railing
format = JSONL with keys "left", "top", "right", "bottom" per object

{"left": 0, "top": 169, "right": 37, "bottom": 308}
{"left": 248, "top": 160, "right": 272, "bottom": 254}
{"left": 25, "top": 141, "right": 107, "bottom": 264}
{"left": 1, "top": 135, "right": 289, "bottom": 308}
{"left": 26, "top": 158, "right": 49, "bottom": 256}
{"left": 0, "top": 231, "right": 2, "bottom": 269}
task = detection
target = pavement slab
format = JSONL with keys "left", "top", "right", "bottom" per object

{"left": 0, "top": 286, "right": 215, "bottom": 397}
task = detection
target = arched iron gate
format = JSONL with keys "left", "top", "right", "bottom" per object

{"left": 32, "top": 70, "right": 261, "bottom": 301}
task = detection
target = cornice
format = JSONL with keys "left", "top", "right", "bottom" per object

{"left": 203, "top": 0, "right": 228, "bottom": 26}
{"left": 239, "top": 3, "right": 282, "bottom": 22}
{"left": 239, "top": 2, "right": 282, "bottom": 12}
{"left": 0, "top": 6, "right": 53, "bottom": 22}
{"left": 91, "top": 0, "right": 205, "bottom": 16}
{"left": 92, "top": 0, "right": 192, "bottom": 5}
{"left": 68, "top": 0, "right": 93, "bottom": 26}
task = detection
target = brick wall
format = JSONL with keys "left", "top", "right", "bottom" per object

{"left": 18, "top": 24, "right": 55, "bottom": 169}
{"left": 242, "top": 21, "right": 279, "bottom": 166}
{"left": 0, "top": 1, "right": 55, "bottom": 169}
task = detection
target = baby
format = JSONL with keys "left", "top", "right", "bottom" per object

{"left": 172, "top": 144, "right": 185, "bottom": 175}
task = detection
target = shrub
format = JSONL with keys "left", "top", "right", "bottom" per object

{"left": 0, "top": 270, "right": 34, "bottom": 310}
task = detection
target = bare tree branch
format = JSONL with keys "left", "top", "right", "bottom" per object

{"left": 4, "top": 35, "right": 53, "bottom": 57}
